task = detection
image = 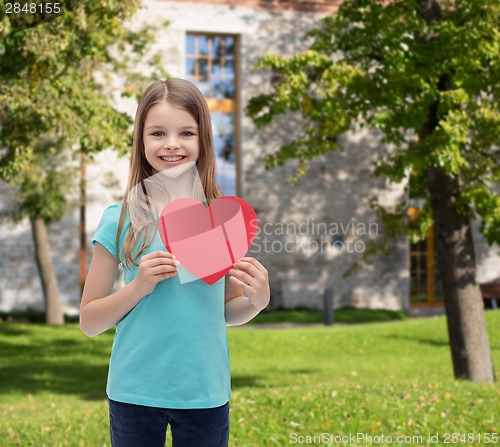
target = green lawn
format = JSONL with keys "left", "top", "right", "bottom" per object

{"left": 0, "top": 311, "right": 498, "bottom": 447}
{"left": 249, "top": 307, "right": 408, "bottom": 324}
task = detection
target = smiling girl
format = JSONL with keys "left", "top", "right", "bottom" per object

{"left": 80, "top": 78, "right": 270, "bottom": 447}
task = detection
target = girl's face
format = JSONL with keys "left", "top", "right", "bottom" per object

{"left": 143, "top": 101, "right": 200, "bottom": 174}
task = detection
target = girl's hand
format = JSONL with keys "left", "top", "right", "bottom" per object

{"left": 132, "top": 250, "right": 180, "bottom": 297}
{"left": 229, "top": 257, "right": 270, "bottom": 310}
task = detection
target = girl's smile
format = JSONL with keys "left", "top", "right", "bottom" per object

{"left": 158, "top": 154, "right": 188, "bottom": 165}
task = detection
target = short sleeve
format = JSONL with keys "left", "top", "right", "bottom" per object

{"left": 91, "top": 204, "right": 121, "bottom": 261}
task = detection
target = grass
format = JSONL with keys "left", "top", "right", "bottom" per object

{"left": 250, "top": 307, "right": 408, "bottom": 324}
{"left": 0, "top": 311, "right": 498, "bottom": 446}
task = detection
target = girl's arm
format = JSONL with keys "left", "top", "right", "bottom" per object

{"left": 224, "top": 257, "right": 270, "bottom": 326}
{"left": 81, "top": 245, "right": 179, "bottom": 337}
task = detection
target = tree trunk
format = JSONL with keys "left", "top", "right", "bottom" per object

{"left": 426, "top": 167, "right": 495, "bottom": 381}
{"left": 417, "top": 0, "right": 495, "bottom": 382}
{"left": 30, "top": 217, "right": 64, "bottom": 325}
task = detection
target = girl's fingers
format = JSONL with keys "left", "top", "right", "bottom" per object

{"left": 229, "top": 275, "right": 255, "bottom": 293}
{"left": 238, "top": 257, "right": 267, "bottom": 273}
{"left": 143, "top": 250, "right": 176, "bottom": 261}
{"left": 229, "top": 266, "right": 257, "bottom": 288}
{"left": 146, "top": 255, "right": 179, "bottom": 268}
{"left": 232, "top": 259, "right": 263, "bottom": 280}
{"left": 154, "top": 271, "right": 177, "bottom": 279}
{"left": 151, "top": 264, "right": 177, "bottom": 276}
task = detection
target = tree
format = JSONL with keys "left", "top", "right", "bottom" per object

{"left": 246, "top": 0, "right": 499, "bottom": 382}
{"left": 0, "top": 0, "right": 170, "bottom": 324}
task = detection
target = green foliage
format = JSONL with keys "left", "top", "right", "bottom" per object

{"left": 246, "top": 0, "right": 500, "bottom": 264}
{"left": 0, "top": 0, "right": 170, "bottom": 224}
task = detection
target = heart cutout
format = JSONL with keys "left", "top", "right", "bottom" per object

{"left": 158, "top": 196, "right": 258, "bottom": 285}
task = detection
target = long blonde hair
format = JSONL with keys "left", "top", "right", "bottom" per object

{"left": 115, "top": 78, "right": 223, "bottom": 268}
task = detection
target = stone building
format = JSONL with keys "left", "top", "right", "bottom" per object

{"left": 0, "top": 0, "right": 498, "bottom": 317}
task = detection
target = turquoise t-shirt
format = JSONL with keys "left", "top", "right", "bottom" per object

{"left": 91, "top": 203, "right": 231, "bottom": 409}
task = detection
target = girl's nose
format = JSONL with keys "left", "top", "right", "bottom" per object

{"left": 165, "top": 137, "right": 180, "bottom": 150}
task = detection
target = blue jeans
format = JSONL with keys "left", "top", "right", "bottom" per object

{"left": 108, "top": 397, "right": 230, "bottom": 447}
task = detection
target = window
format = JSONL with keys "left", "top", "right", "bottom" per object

{"left": 409, "top": 225, "right": 444, "bottom": 307}
{"left": 407, "top": 172, "right": 444, "bottom": 307}
{"left": 186, "top": 34, "right": 238, "bottom": 196}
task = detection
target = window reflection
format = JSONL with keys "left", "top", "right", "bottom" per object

{"left": 186, "top": 34, "right": 237, "bottom": 196}
{"left": 186, "top": 35, "right": 235, "bottom": 99}
{"left": 212, "top": 112, "right": 236, "bottom": 196}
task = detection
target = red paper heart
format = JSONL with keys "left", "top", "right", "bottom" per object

{"left": 158, "top": 196, "right": 258, "bottom": 285}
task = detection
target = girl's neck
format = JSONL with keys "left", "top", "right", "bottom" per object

{"left": 153, "top": 161, "right": 201, "bottom": 203}
{"left": 163, "top": 172, "right": 193, "bottom": 201}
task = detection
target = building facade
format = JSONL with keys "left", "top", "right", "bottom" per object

{"left": 0, "top": 0, "right": 498, "bottom": 317}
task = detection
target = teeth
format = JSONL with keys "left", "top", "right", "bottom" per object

{"left": 160, "top": 156, "right": 185, "bottom": 162}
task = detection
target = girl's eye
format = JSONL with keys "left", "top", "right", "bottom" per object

{"left": 151, "top": 131, "right": 194, "bottom": 137}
